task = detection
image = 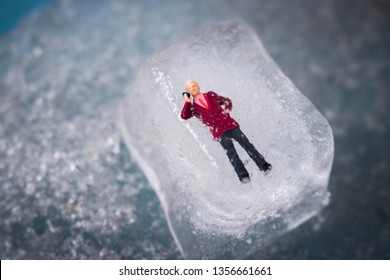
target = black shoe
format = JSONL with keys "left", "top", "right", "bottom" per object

{"left": 240, "top": 176, "right": 251, "bottom": 183}
{"left": 261, "top": 162, "right": 272, "bottom": 174}
{"left": 239, "top": 173, "right": 251, "bottom": 183}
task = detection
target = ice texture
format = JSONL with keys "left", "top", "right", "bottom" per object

{"left": 121, "top": 20, "right": 334, "bottom": 259}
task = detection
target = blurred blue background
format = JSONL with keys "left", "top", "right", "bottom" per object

{"left": 0, "top": 0, "right": 53, "bottom": 35}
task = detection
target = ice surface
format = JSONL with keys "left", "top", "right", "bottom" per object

{"left": 120, "top": 20, "right": 334, "bottom": 259}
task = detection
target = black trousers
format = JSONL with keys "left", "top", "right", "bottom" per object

{"left": 218, "top": 127, "right": 267, "bottom": 178}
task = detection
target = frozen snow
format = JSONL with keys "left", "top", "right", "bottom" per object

{"left": 120, "top": 20, "right": 334, "bottom": 259}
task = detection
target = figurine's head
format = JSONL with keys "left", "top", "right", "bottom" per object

{"left": 185, "top": 80, "right": 200, "bottom": 97}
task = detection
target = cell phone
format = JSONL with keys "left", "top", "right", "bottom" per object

{"left": 182, "top": 92, "right": 191, "bottom": 98}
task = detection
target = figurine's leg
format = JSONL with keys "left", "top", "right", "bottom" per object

{"left": 219, "top": 133, "right": 249, "bottom": 181}
{"left": 230, "top": 127, "right": 269, "bottom": 170}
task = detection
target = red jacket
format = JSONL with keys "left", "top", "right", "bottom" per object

{"left": 180, "top": 91, "right": 239, "bottom": 139}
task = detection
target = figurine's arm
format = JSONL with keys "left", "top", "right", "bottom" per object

{"left": 214, "top": 92, "right": 233, "bottom": 112}
{"left": 181, "top": 102, "right": 194, "bottom": 120}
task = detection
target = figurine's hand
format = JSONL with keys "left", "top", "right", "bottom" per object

{"left": 223, "top": 109, "right": 231, "bottom": 114}
{"left": 183, "top": 95, "right": 191, "bottom": 103}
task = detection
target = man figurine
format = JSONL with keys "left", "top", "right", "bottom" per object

{"left": 181, "top": 80, "right": 272, "bottom": 183}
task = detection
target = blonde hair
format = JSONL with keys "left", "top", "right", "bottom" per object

{"left": 185, "top": 80, "right": 199, "bottom": 90}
